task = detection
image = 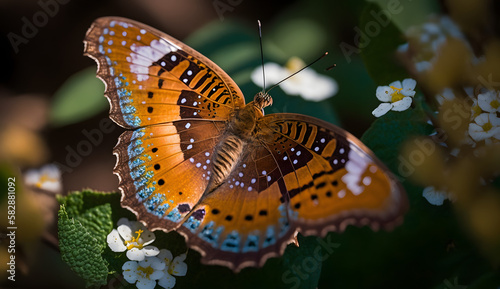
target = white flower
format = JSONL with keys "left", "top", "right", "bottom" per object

{"left": 423, "top": 186, "right": 454, "bottom": 206}
{"left": 400, "top": 16, "right": 478, "bottom": 72}
{"left": 468, "top": 113, "right": 500, "bottom": 143}
{"left": 24, "top": 164, "right": 62, "bottom": 193}
{"left": 107, "top": 218, "right": 159, "bottom": 261}
{"left": 372, "top": 78, "right": 416, "bottom": 117}
{"left": 251, "top": 57, "right": 338, "bottom": 102}
{"left": 157, "top": 249, "right": 188, "bottom": 289}
{"left": 478, "top": 90, "right": 500, "bottom": 113}
{"left": 435, "top": 88, "right": 456, "bottom": 105}
{"left": 123, "top": 256, "right": 165, "bottom": 289}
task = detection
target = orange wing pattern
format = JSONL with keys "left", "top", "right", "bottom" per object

{"left": 174, "top": 114, "right": 406, "bottom": 272}
{"left": 83, "top": 17, "right": 245, "bottom": 230}
{"left": 84, "top": 17, "right": 407, "bottom": 273}
{"left": 84, "top": 17, "right": 245, "bottom": 129}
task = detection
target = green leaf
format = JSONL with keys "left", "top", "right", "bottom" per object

{"left": 57, "top": 190, "right": 126, "bottom": 247}
{"left": 368, "top": 0, "right": 439, "bottom": 32}
{"left": 359, "top": 2, "right": 408, "bottom": 85}
{"left": 50, "top": 67, "right": 106, "bottom": 127}
{"left": 58, "top": 205, "right": 108, "bottom": 287}
{"left": 281, "top": 235, "right": 329, "bottom": 289}
{"left": 268, "top": 18, "right": 327, "bottom": 60}
{"left": 361, "top": 108, "right": 433, "bottom": 175}
{"left": 57, "top": 190, "right": 136, "bottom": 287}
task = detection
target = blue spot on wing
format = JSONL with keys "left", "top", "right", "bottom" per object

{"left": 220, "top": 230, "right": 240, "bottom": 253}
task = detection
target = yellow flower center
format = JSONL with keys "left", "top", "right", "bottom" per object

{"left": 36, "top": 172, "right": 56, "bottom": 188}
{"left": 390, "top": 86, "right": 405, "bottom": 103}
{"left": 471, "top": 105, "right": 482, "bottom": 119}
{"left": 490, "top": 99, "right": 500, "bottom": 109}
{"left": 285, "top": 57, "right": 305, "bottom": 74}
{"left": 482, "top": 122, "right": 493, "bottom": 132}
{"left": 137, "top": 265, "right": 154, "bottom": 278}
{"left": 125, "top": 229, "right": 144, "bottom": 250}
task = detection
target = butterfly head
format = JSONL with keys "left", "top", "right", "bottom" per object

{"left": 254, "top": 91, "right": 273, "bottom": 111}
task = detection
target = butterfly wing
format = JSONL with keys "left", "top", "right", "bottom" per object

{"left": 176, "top": 143, "right": 295, "bottom": 271}
{"left": 84, "top": 17, "right": 245, "bottom": 129}
{"left": 176, "top": 113, "right": 407, "bottom": 272}
{"left": 258, "top": 114, "right": 407, "bottom": 233}
{"left": 84, "top": 17, "right": 245, "bottom": 231}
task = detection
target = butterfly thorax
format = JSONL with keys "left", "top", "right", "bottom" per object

{"left": 206, "top": 102, "right": 264, "bottom": 193}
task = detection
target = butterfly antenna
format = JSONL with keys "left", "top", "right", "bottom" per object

{"left": 258, "top": 20, "right": 266, "bottom": 92}
{"left": 265, "top": 52, "right": 329, "bottom": 94}
{"left": 325, "top": 63, "right": 337, "bottom": 71}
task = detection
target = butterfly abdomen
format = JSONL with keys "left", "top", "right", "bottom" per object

{"left": 207, "top": 104, "right": 262, "bottom": 192}
{"left": 208, "top": 135, "right": 245, "bottom": 192}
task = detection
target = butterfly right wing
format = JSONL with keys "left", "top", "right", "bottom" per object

{"left": 174, "top": 113, "right": 407, "bottom": 272}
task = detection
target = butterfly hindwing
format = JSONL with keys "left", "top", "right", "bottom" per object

{"left": 115, "top": 120, "right": 227, "bottom": 230}
{"left": 84, "top": 17, "right": 245, "bottom": 129}
{"left": 176, "top": 144, "right": 295, "bottom": 271}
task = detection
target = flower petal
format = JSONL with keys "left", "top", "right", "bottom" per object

{"left": 107, "top": 229, "right": 127, "bottom": 252}
{"left": 158, "top": 272, "right": 176, "bottom": 289}
{"left": 139, "top": 229, "right": 156, "bottom": 245}
{"left": 389, "top": 80, "right": 402, "bottom": 89}
{"left": 127, "top": 247, "right": 145, "bottom": 261}
{"left": 117, "top": 217, "right": 131, "bottom": 227}
{"left": 40, "top": 181, "right": 62, "bottom": 193}
{"left": 297, "top": 74, "right": 338, "bottom": 101}
{"left": 251, "top": 63, "right": 286, "bottom": 88}
{"left": 150, "top": 269, "right": 165, "bottom": 280}
{"left": 436, "top": 88, "right": 456, "bottom": 105}
{"left": 149, "top": 255, "right": 166, "bottom": 271}
{"left": 117, "top": 223, "right": 133, "bottom": 241}
{"left": 478, "top": 91, "right": 496, "bottom": 112}
{"left": 170, "top": 253, "right": 187, "bottom": 276}
{"left": 143, "top": 246, "right": 160, "bottom": 258}
{"left": 139, "top": 256, "right": 160, "bottom": 268}
{"left": 422, "top": 187, "right": 447, "bottom": 206}
{"left": 376, "top": 86, "right": 392, "bottom": 102}
{"left": 473, "top": 113, "right": 490, "bottom": 126}
{"left": 157, "top": 249, "right": 173, "bottom": 266}
{"left": 122, "top": 261, "right": 139, "bottom": 284}
{"left": 415, "top": 61, "right": 432, "bottom": 72}
{"left": 372, "top": 103, "right": 392, "bottom": 117}
{"left": 391, "top": 96, "right": 412, "bottom": 111}
{"left": 170, "top": 262, "right": 188, "bottom": 277}
{"left": 468, "top": 123, "right": 489, "bottom": 141}
{"left": 490, "top": 114, "right": 500, "bottom": 126}
{"left": 136, "top": 277, "right": 157, "bottom": 289}
{"left": 402, "top": 78, "right": 416, "bottom": 91}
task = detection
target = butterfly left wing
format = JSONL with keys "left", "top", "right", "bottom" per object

{"left": 176, "top": 113, "right": 407, "bottom": 272}
{"left": 83, "top": 17, "right": 247, "bottom": 232}
{"left": 84, "top": 17, "right": 245, "bottom": 129}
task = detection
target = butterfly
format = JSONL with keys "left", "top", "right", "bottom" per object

{"left": 84, "top": 17, "right": 408, "bottom": 272}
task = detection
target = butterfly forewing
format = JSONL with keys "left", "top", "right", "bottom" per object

{"left": 84, "top": 17, "right": 245, "bottom": 129}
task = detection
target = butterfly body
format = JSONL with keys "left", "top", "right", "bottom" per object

{"left": 84, "top": 17, "right": 408, "bottom": 272}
